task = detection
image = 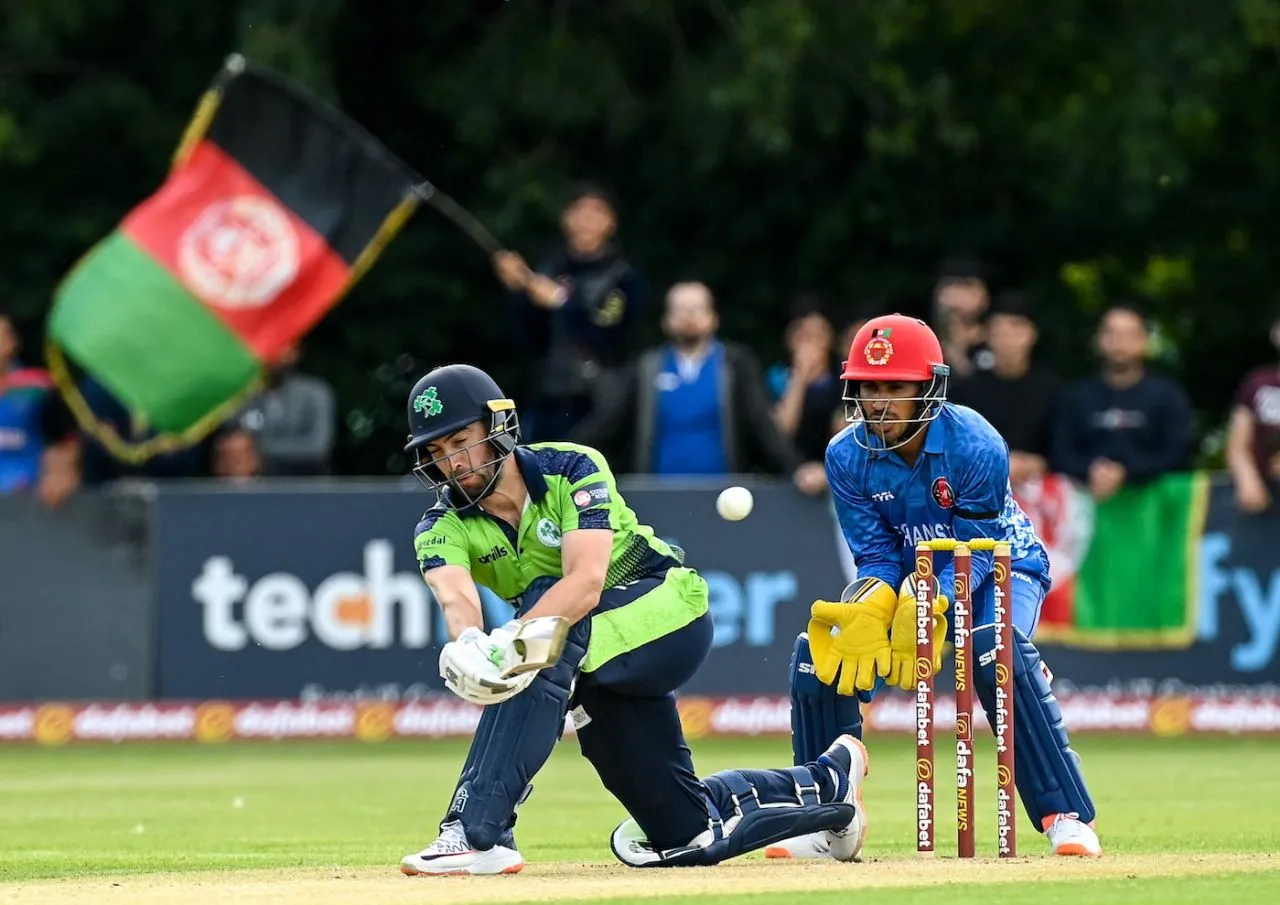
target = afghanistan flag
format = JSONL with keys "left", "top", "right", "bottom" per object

{"left": 46, "top": 54, "right": 422, "bottom": 461}
{"left": 1022, "top": 471, "right": 1211, "bottom": 649}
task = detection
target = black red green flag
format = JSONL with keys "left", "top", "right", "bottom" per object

{"left": 46, "top": 54, "right": 423, "bottom": 462}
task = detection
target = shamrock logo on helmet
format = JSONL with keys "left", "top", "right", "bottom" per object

{"left": 413, "top": 386, "right": 444, "bottom": 417}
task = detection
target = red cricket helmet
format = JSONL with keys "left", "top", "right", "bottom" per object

{"left": 840, "top": 314, "right": 951, "bottom": 450}
{"left": 841, "top": 314, "right": 946, "bottom": 382}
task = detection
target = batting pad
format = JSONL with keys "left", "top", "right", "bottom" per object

{"left": 971, "top": 623, "right": 1097, "bottom": 828}
{"left": 789, "top": 632, "right": 864, "bottom": 765}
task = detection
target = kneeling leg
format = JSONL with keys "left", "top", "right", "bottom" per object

{"left": 578, "top": 683, "right": 865, "bottom": 868}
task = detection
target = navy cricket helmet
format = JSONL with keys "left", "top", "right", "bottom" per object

{"left": 404, "top": 364, "right": 520, "bottom": 505}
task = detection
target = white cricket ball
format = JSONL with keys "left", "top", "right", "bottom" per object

{"left": 716, "top": 485, "right": 754, "bottom": 521}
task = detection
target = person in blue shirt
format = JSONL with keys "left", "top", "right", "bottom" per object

{"left": 0, "top": 313, "right": 77, "bottom": 503}
{"left": 771, "top": 313, "right": 1101, "bottom": 860}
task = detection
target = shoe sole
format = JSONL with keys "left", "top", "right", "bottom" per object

{"left": 401, "top": 862, "right": 524, "bottom": 876}
{"left": 1054, "top": 843, "right": 1101, "bottom": 858}
{"left": 400, "top": 848, "right": 525, "bottom": 876}
{"left": 847, "top": 736, "right": 870, "bottom": 860}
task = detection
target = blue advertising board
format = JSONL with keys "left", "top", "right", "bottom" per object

{"left": 151, "top": 480, "right": 850, "bottom": 699}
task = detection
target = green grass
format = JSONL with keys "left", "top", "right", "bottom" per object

{"left": 556, "top": 873, "right": 1280, "bottom": 905}
{"left": 1, "top": 734, "right": 1278, "bottom": 901}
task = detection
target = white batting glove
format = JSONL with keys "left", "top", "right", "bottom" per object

{"left": 438, "top": 628, "right": 533, "bottom": 706}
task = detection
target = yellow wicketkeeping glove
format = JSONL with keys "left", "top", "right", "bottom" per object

{"left": 885, "top": 575, "right": 950, "bottom": 691}
{"left": 806, "top": 577, "right": 898, "bottom": 696}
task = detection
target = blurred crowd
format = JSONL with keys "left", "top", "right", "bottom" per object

{"left": 3, "top": 182, "right": 1280, "bottom": 514}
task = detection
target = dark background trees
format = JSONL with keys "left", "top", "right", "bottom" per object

{"left": 4, "top": 0, "right": 1279, "bottom": 474}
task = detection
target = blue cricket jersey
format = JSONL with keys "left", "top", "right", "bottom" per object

{"left": 825, "top": 403, "right": 1051, "bottom": 596}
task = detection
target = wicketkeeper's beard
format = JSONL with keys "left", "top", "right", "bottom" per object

{"left": 864, "top": 398, "right": 927, "bottom": 446}
{"left": 870, "top": 418, "right": 902, "bottom": 441}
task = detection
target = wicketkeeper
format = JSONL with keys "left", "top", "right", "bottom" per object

{"left": 771, "top": 314, "right": 1101, "bottom": 859}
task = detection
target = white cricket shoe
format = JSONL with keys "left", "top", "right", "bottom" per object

{"left": 400, "top": 820, "right": 525, "bottom": 876}
{"left": 764, "top": 832, "right": 831, "bottom": 859}
{"left": 765, "top": 735, "right": 870, "bottom": 862}
{"left": 1044, "top": 813, "right": 1102, "bottom": 857}
{"left": 821, "top": 734, "right": 870, "bottom": 862}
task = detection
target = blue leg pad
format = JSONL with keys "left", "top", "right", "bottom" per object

{"left": 611, "top": 762, "right": 854, "bottom": 867}
{"left": 789, "top": 632, "right": 863, "bottom": 766}
{"left": 971, "top": 623, "right": 1097, "bottom": 829}
{"left": 447, "top": 618, "right": 588, "bottom": 850}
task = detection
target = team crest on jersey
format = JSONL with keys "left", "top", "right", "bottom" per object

{"left": 536, "top": 517, "right": 562, "bottom": 548}
{"left": 931, "top": 476, "right": 954, "bottom": 509}
{"left": 864, "top": 328, "right": 893, "bottom": 365}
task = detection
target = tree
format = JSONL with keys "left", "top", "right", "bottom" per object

{"left": 5, "top": 0, "right": 1280, "bottom": 474}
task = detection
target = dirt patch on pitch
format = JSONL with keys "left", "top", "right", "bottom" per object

{"left": 5, "top": 853, "right": 1275, "bottom": 904}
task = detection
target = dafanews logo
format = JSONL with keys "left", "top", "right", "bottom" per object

{"left": 192, "top": 540, "right": 437, "bottom": 652}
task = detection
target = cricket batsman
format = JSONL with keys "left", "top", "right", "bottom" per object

{"left": 770, "top": 313, "right": 1101, "bottom": 859}
{"left": 398, "top": 363, "right": 869, "bottom": 875}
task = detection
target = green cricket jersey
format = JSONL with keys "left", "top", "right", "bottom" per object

{"left": 412, "top": 442, "right": 707, "bottom": 669}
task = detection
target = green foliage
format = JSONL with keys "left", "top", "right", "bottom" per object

{"left": 4, "top": 0, "right": 1280, "bottom": 473}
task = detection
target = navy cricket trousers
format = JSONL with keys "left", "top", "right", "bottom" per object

{"left": 569, "top": 575, "right": 716, "bottom": 851}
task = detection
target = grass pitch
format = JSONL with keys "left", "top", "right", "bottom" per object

{"left": 1, "top": 734, "right": 1277, "bottom": 903}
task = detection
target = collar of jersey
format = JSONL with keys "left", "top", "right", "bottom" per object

{"left": 923, "top": 408, "right": 948, "bottom": 454}
{"left": 453, "top": 446, "right": 548, "bottom": 518}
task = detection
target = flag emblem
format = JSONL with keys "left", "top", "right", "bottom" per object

{"left": 177, "top": 196, "right": 301, "bottom": 310}
{"left": 864, "top": 336, "right": 894, "bottom": 365}
{"left": 45, "top": 54, "right": 423, "bottom": 462}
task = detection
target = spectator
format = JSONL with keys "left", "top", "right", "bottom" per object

{"left": 0, "top": 312, "right": 80, "bottom": 507}
{"left": 492, "top": 182, "right": 646, "bottom": 441}
{"left": 767, "top": 293, "right": 843, "bottom": 468}
{"left": 950, "top": 291, "right": 1060, "bottom": 489}
{"left": 1226, "top": 310, "right": 1280, "bottom": 513}
{"left": 213, "top": 427, "right": 263, "bottom": 483}
{"left": 1051, "top": 303, "right": 1192, "bottom": 501}
{"left": 234, "top": 343, "right": 336, "bottom": 476}
{"left": 76, "top": 375, "right": 206, "bottom": 485}
{"left": 931, "top": 254, "right": 993, "bottom": 378}
{"left": 570, "top": 281, "right": 825, "bottom": 494}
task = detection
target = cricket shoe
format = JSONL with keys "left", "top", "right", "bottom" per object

{"left": 763, "top": 832, "right": 831, "bottom": 860}
{"left": 1043, "top": 813, "right": 1102, "bottom": 857}
{"left": 819, "top": 734, "right": 871, "bottom": 862}
{"left": 400, "top": 820, "right": 524, "bottom": 876}
{"left": 765, "top": 735, "right": 870, "bottom": 861}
